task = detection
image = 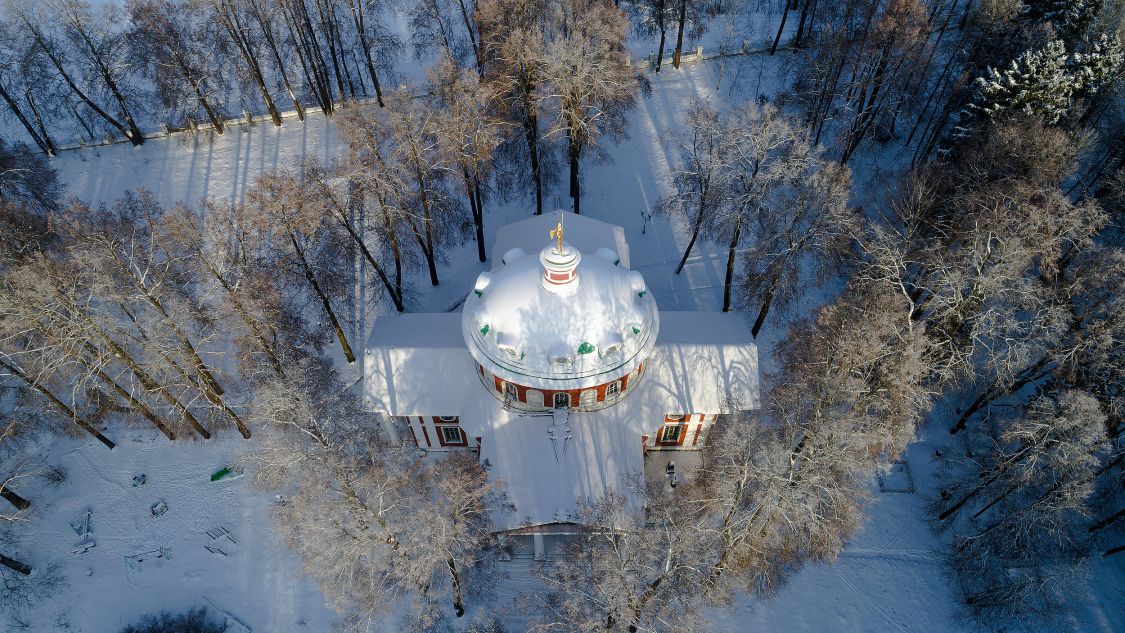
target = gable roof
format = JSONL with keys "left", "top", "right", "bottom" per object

{"left": 492, "top": 212, "right": 631, "bottom": 270}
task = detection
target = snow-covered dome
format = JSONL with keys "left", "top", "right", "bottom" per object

{"left": 462, "top": 235, "right": 659, "bottom": 392}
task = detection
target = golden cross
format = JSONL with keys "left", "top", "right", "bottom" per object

{"left": 549, "top": 214, "right": 564, "bottom": 253}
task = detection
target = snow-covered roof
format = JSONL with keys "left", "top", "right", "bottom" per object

{"left": 363, "top": 313, "right": 478, "bottom": 416}
{"left": 364, "top": 311, "right": 758, "bottom": 417}
{"left": 633, "top": 311, "right": 761, "bottom": 413}
{"left": 461, "top": 240, "right": 660, "bottom": 391}
{"left": 492, "top": 211, "right": 631, "bottom": 270}
{"left": 364, "top": 310, "right": 759, "bottom": 530}
{"left": 479, "top": 408, "right": 645, "bottom": 531}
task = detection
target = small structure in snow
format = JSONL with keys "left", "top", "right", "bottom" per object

{"left": 70, "top": 509, "right": 96, "bottom": 554}
{"left": 132, "top": 473, "right": 146, "bottom": 487}
{"left": 124, "top": 547, "right": 171, "bottom": 570}
{"left": 150, "top": 500, "right": 168, "bottom": 518}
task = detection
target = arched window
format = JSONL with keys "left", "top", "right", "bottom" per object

{"left": 553, "top": 392, "right": 571, "bottom": 409}
{"left": 606, "top": 381, "right": 621, "bottom": 398}
{"left": 438, "top": 416, "right": 457, "bottom": 422}
{"left": 504, "top": 382, "right": 518, "bottom": 399}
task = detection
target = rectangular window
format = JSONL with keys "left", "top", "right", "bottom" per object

{"left": 659, "top": 425, "right": 682, "bottom": 444}
{"left": 440, "top": 426, "right": 464, "bottom": 445}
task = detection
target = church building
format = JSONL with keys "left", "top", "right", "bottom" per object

{"left": 363, "top": 213, "right": 760, "bottom": 552}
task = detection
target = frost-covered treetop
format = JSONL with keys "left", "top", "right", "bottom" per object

{"left": 461, "top": 235, "right": 659, "bottom": 392}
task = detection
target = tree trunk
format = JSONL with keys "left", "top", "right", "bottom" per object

{"left": 675, "top": 192, "right": 709, "bottom": 275}
{"left": 91, "top": 363, "right": 176, "bottom": 440}
{"left": 412, "top": 165, "right": 441, "bottom": 286}
{"left": 465, "top": 169, "right": 486, "bottom": 263}
{"left": 456, "top": 0, "right": 482, "bottom": 75}
{"left": 0, "top": 486, "right": 30, "bottom": 511}
{"left": 474, "top": 178, "right": 486, "bottom": 254}
{"left": 1105, "top": 545, "right": 1125, "bottom": 558}
{"left": 288, "top": 233, "right": 355, "bottom": 362}
{"left": 523, "top": 104, "right": 543, "bottom": 215}
{"left": 770, "top": 3, "right": 792, "bottom": 55}
{"left": 1090, "top": 507, "right": 1125, "bottom": 533}
{"left": 722, "top": 217, "right": 742, "bottom": 312}
{"left": 673, "top": 0, "right": 687, "bottom": 68}
{"left": 751, "top": 284, "right": 775, "bottom": 337}
{"left": 328, "top": 196, "right": 405, "bottom": 311}
{"left": 252, "top": 0, "right": 307, "bottom": 118}
{"left": 282, "top": 3, "right": 331, "bottom": 113}
{"left": 347, "top": 0, "right": 385, "bottom": 106}
{"left": 24, "top": 88, "right": 57, "bottom": 155}
{"left": 793, "top": 0, "right": 812, "bottom": 48}
{"left": 655, "top": 0, "right": 667, "bottom": 72}
{"left": 569, "top": 132, "right": 581, "bottom": 214}
{"left": 74, "top": 26, "right": 144, "bottom": 145}
{"left": 447, "top": 556, "right": 465, "bottom": 617}
{"left": 0, "top": 553, "right": 31, "bottom": 576}
{"left": 214, "top": 0, "right": 282, "bottom": 126}
{"left": 0, "top": 83, "right": 52, "bottom": 155}
{"left": 0, "top": 359, "right": 115, "bottom": 448}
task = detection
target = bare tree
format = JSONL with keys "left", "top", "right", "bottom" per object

{"left": 479, "top": 0, "right": 551, "bottom": 215}
{"left": 542, "top": 0, "right": 636, "bottom": 214}
{"left": 247, "top": 357, "right": 507, "bottom": 625}
{"left": 689, "top": 102, "right": 836, "bottom": 313}
{"left": 533, "top": 486, "right": 704, "bottom": 632}
{"left": 2, "top": 0, "right": 144, "bottom": 145}
{"left": 60, "top": 193, "right": 253, "bottom": 437}
{"left": 626, "top": 0, "right": 676, "bottom": 72}
{"left": 742, "top": 160, "right": 854, "bottom": 336}
{"left": 243, "top": 170, "right": 356, "bottom": 362}
{"left": 47, "top": 0, "right": 148, "bottom": 145}
{"left": 127, "top": 0, "right": 230, "bottom": 133}
{"left": 0, "top": 29, "right": 58, "bottom": 155}
{"left": 430, "top": 55, "right": 504, "bottom": 263}
{"left": 344, "top": 0, "right": 393, "bottom": 106}
{"left": 209, "top": 0, "right": 283, "bottom": 126}
{"left": 659, "top": 102, "right": 730, "bottom": 275}
{"left": 410, "top": 0, "right": 481, "bottom": 71}
{"left": 945, "top": 391, "right": 1108, "bottom": 626}
{"left": 693, "top": 283, "right": 931, "bottom": 597}
{"left": 385, "top": 88, "right": 466, "bottom": 286}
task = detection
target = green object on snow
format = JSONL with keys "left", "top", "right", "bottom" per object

{"left": 577, "top": 342, "right": 595, "bottom": 355}
{"left": 210, "top": 467, "right": 232, "bottom": 482}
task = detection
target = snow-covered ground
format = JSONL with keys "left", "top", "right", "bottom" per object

{"left": 10, "top": 50, "right": 1123, "bottom": 633}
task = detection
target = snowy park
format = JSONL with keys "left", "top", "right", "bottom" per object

{"left": 1, "top": 1, "right": 1123, "bottom": 632}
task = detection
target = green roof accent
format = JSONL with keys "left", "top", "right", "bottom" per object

{"left": 638, "top": 290, "right": 647, "bottom": 297}
{"left": 631, "top": 326, "right": 641, "bottom": 335}
{"left": 577, "top": 341, "right": 595, "bottom": 355}
{"left": 473, "top": 289, "right": 483, "bottom": 297}
{"left": 480, "top": 324, "right": 490, "bottom": 335}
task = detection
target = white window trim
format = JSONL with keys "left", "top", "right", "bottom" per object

{"left": 441, "top": 426, "right": 464, "bottom": 444}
